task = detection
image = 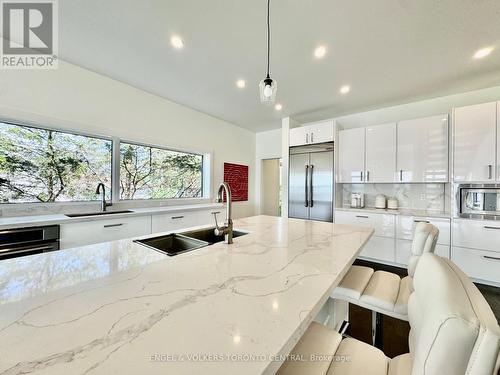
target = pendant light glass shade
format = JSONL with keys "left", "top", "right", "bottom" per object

{"left": 259, "top": 76, "right": 277, "bottom": 104}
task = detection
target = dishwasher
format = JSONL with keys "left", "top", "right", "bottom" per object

{"left": 0, "top": 225, "right": 60, "bottom": 260}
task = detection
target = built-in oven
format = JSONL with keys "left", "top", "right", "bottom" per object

{"left": 458, "top": 184, "right": 500, "bottom": 219}
{"left": 0, "top": 225, "right": 60, "bottom": 260}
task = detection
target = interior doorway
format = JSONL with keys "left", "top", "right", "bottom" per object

{"left": 261, "top": 158, "right": 282, "bottom": 216}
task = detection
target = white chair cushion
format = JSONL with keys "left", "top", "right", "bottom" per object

{"left": 394, "top": 276, "right": 412, "bottom": 315}
{"left": 276, "top": 322, "right": 342, "bottom": 375}
{"left": 333, "top": 265, "right": 374, "bottom": 300}
{"left": 327, "top": 337, "right": 388, "bottom": 375}
{"left": 388, "top": 353, "right": 412, "bottom": 375}
{"left": 360, "top": 270, "right": 401, "bottom": 312}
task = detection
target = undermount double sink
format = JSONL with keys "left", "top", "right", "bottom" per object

{"left": 134, "top": 227, "right": 248, "bottom": 256}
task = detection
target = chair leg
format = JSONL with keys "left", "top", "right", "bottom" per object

{"left": 371, "top": 310, "right": 377, "bottom": 346}
{"left": 371, "top": 311, "right": 383, "bottom": 348}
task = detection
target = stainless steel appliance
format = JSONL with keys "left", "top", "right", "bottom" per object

{"left": 0, "top": 225, "right": 60, "bottom": 260}
{"left": 289, "top": 142, "right": 334, "bottom": 222}
{"left": 457, "top": 184, "right": 500, "bottom": 219}
{"left": 350, "top": 192, "right": 365, "bottom": 208}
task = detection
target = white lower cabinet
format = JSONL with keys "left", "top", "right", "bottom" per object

{"left": 151, "top": 211, "right": 201, "bottom": 233}
{"left": 61, "top": 215, "right": 151, "bottom": 249}
{"left": 452, "top": 218, "right": 500, "bottom": 253}
{"left": 452, "top": 246, "right": 500, "bottom": 285}
{"left": 334, "top": 210, "right": 395, "bottom": 238}
{"left": 396, "top": 240, "right": 449, "bottom": 265}
{"left": 359, "top": 236, "right": 395, "bottom": 263}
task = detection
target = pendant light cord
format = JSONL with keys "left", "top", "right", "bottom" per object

{"left": 266, "top": 0, "right": 271, "bottom": 77}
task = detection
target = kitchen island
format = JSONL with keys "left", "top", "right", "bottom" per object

{"left": 0, "top": 215, "right": 373, "bottom": 375}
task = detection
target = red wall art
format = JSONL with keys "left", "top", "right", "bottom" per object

{"left": 223, "top": 162, "right": 248, "bottom": 202}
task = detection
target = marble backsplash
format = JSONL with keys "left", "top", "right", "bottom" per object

{"left": 338, "top": 183, "right": 450, "bottom": 212}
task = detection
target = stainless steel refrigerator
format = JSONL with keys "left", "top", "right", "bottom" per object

{"left": 289, "top": 143, "right": 334, "bottom": 222}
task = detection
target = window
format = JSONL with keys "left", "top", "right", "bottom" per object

{"left": 120, "top": 142, "right": 203, "bottom": 200}
{"left": 0, "top": 122, "right": 112, "bottom": 203}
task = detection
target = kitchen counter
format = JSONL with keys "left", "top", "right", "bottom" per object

{"left": 0, "top": 215, "right": 373, "bottom": 375}
{"left": 0, "top": 203, "right": 223, "bottom": 230}
{"left": 336, "top": 206, "right": 451, "bottom": 219}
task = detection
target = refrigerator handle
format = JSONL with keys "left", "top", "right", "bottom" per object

{"left": 304, "top": 165, "right": 309, "bottom": 207}
{"left": 309, "top": 165, "right": 314, "bottom": 207}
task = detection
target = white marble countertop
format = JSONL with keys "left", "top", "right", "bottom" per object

{"left": 336, "top": 206, "right": 451, "bottom": 219}
{"left": 0, "top": 215, "right": 373, "bottom": 375}
{"left": 0, "top": 203, "right": 223, "bottom": 230}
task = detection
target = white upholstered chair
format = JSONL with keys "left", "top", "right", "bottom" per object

{"left": 332, "top": 222, "right": 439, "bottom": 321}
{"left": 278, "top": 254, "right": 500, "bottom": 375}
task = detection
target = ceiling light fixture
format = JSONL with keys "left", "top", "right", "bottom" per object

{"left": 236, "top": 79, "right": 246, "bottom": 88}
{"left": 340, "top": 85, "right": 351, "bottom": 94}
{"left": 170, "top": 35, "right": 184, "bottom": 49}
{"left": 314, "top": 46, "right": 327, "bottom": 59}
{"left": 259, "top": 0, "right": 277, "bottom": 105}
{"left": 275, "top": 103, "right": 282, "bottom": 111}
{"left": 473, "top": 47, "right": 494, "bottom": 59}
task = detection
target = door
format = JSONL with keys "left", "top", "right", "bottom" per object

{"left": 365, "top": 123, "right": 396, "bottom": 182}
{"left": 309, "top": 151, "right": 334, "bottom": 222}
{"left": 398, "top": 115, "right": 449, "bottom": 182}
{"left": 338, "top": 127, "right": 365, "bottom": 182}
{"left": 289, "top": 153, "right": 309, "bottom": 219}
{"left": 261, "top": 158, "right": 282, "bottom": 216}
{"left": 454, "top": 102, "right": 496, "bottom": 182}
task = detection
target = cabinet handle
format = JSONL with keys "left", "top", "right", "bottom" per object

{"left": 306, "top": 133, "right": 309, "bottom": 143}
{"left": 356, "top": 215, "right": 369, "bottom": 218}
{"left": 211, "top": 211, "right": 221, "bottom": 215}
{"left": 366, "top": 170, "right": 370, "bottom": 182}
{"left": 103, "top": 223, "right": 124, "bottom": 228}
{"left": 399, "top": 170, "right": 403, "bottom": 181}
{"left": 171, "top": 216, "right": 184, "bottom": 220}
{"left": 488, "top": 165, "right": 493, "bottom": 180}
{"left": 483, "top": 255, "right": 500, "bottom": 261}
{"left": 484, "top": 226, "right": 500, "bottom": 230}
{"left": 310, "top": 132, "right": 314, "bottom": 143}
{"left": 414, "top": 220, "right": 430, "bottom": 223}
{"left": 360, "top": 171, "right": 363, "bottom": 182}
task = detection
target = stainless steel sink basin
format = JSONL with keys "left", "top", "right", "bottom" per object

{"left": 178, "top": 227, "right": 248, "bottom": 244}
{"left": 134, "top": 233, "right": 209, "bottom": 256}
{"left": 65, "top": 210, "right": 134, "bottom": 218}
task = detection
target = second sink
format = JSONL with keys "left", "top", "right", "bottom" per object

{"left": 134, "top": 233, "right": 209, "bottom": 256}
{"left": 178, "top": 227, "right": 248, "bottom": 244}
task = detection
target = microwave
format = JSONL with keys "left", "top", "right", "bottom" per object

{"left": 459, "top": 185, "right": 500, "bottom": 218}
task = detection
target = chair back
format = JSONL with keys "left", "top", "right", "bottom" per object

{"left": 407, "top": 222, "right": 439, "bottom": 277}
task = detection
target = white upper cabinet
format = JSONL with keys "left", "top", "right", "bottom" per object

{"left": 338, "top": 127, "right": 365, "bottom": 182}
{"left": 453, "top": 102, "right": 497, "bottom": 182}
{"left": 397, "top": 115, "right": 449, "bottom": 182}
{"left": 289, "top": 121, "right": 334, "bottom": 147}
{"left": 365, "top": 123, "right": 396, "bottom": 182}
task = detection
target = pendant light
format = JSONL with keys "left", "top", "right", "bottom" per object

{"left": 259, "top": 0, "right": 277, "bottom": 104}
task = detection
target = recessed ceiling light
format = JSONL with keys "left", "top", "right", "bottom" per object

{"left": 275, "top": 103, "right": 283, "bottom": 111}
{"left": 236, "top": 79, "right": 246, "bottom": 89}
{"left": 314, "top": 45, "right": 327, "bottom": 59}
{"left": 340, "top": 85, "right": 351, "bottom": 94}
{"left": 473, "top": 47, "right": 494, "bottom": 59}
{"left": 170, "top": 35, "right": 184, "bottom": 49}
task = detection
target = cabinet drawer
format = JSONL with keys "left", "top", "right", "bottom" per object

{"left": 397, "top": 216, "right": 450, "bottom": 245}
{"left": 452, "top": 219, "right": 500, "bottom": 253}
{"left": 359, "top": 236, "right": 395, "bottom": 263}
{"left": 452, "top": 246, "right": 500, "bottom": 284}
{"left": 61, "top": 216, "right": 151, "bottom": 249}
{"left": 335, "top": 211, "right": 395, "bottom": 238}
{"left": 197, "top": 209, "right": 221, "bottom": 227}
{"left": 151, "top": 211, "right": 200, "bottom": 233}
{"left": 396, "top": 240, "right": 449, "bottom": 265}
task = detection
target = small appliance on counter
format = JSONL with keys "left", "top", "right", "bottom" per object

{"left": 350, "top": 192, "right": 365, "bottom": 208}
{"left": 375, "top": 194, "right": 387, "bottom": 209}
{"left": 387, "top": 197, "right": 399, "bottom": 210}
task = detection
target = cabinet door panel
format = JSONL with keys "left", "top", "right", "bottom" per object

{"left": 309, "top": 121, "right": 334, "bottom": 144}
{"left": 338, "top": 128, "right": 365, "bottom": 182}
{"left": 453, "top": 102, "right": 496, "bottom": 182}
{"left": 365, "top": 123, "right": 396, "bottom": 182}
{"left": 289, "top": 127, "right": 309, "bottom": 147}
{"left": 397, "top": 115, "right": 449, "bottom": 182}
{"left": 151, "top": 212, "right": 200, "bottom": 233}
{"left": 359, "top": 236, "right": 395, "bottom": 262}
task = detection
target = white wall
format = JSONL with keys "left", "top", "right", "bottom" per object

{"left": 254, "top": 128, "right": 282, "bottom": 214}
{"left": 0, "top": 59, "right": 256, "bottom": 218}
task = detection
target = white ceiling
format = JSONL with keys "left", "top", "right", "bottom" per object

{"left": 59, "top": 0, "right": 500, "bottom": 132}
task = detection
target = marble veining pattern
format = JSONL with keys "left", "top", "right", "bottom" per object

{"left": 0, "top": 216, "right": 373, "bottom": 375}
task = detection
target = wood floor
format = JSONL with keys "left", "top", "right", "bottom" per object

{"left": 345, "top": 259, "right": 500, "bottom": 359}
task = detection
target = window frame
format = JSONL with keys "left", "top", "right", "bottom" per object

{"left": 0, "top": 118, "right": 212, "bottom": 206}
{"left": 117, "top": 139, "right": 205, "bottom": 202}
